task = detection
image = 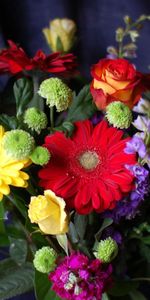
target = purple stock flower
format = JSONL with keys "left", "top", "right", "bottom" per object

{"left": 133, "top": 98, "right": 150, "bottom": 115}
{"left": 125, "top": 136, "right": 146, "bottom": 158}
{"left": 49, "top": 252, "right": 112, "bottom": 300}
{"left": 104, "top": 166, "right": 149, "bottom": 222}
{"left": 102, "top": 226, "right": 122, "bottom": 245}
{"left": 133, "top": 116, "right": 150, "bottom": 133}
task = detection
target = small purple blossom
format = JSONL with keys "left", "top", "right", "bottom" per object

{"left": 102, "top": 226, "right": 122, "bottom": 245}
{"left": 133, "top": 98, "right": 150, "bottom": 115}
{"left": 125, "top": 136, "right": 146, "bottom": 158}
{"left": 133, "top": 116, "right": 150, "bottom": 133}
{"left": 49, "top": 252, "right": 112, "bottom": 300}
{"left": 126, "top": 164, "right": 149, "bottom": 181}
{"left": 104, "top": 167, "right": 149, "bottom": 222}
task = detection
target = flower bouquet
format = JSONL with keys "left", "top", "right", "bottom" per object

{"left": 0, "top": 15, "right": 150, "bottom": 300}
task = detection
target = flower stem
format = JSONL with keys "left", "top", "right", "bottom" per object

{"left": 50, "top": 106, "right": 54, "bottom": 130}
{"left": 131, "top": 277, "right": 150, "bottom": 282}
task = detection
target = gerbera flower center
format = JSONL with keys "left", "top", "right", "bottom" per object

{"left": 78, "top": 150, "right": 99, "bottom": 170}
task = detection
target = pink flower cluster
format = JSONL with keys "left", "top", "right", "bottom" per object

{"left": 49, "top": 252, "right": 112, "bottom": 300}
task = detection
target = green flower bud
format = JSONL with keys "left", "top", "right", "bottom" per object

{"left": 38, "top": 78, "right": 73, "bottom": 112}
{"left": 106, "top": 101, "right": 132, "bottom": 129}
{"left": 24, "top": 107, "right": 48, "bottom": 134}
{"left": 30, "top": 146, "right": 50, "bottom": 165}
{"left": 94, "top": 237, "right": 118, "bottom": 263}
{"left": 33, "top": 246, "right": 57, "bottom": 273}
{"left": 2, "top": 129, "right": 35, "bottom": 160}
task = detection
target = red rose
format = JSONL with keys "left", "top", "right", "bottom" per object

{"left": 90, "top": 58, "right": 149, "bottom": 110}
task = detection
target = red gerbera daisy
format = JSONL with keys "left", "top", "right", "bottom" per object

{"left": 39, "top": 120, "right": 137, "bottom": 214}
{"left": 0, "top": 40, "right": 77, "bottom": 76}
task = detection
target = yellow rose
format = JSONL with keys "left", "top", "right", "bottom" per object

{"left": 43, "top": 18, "right": 77, "bottom": 53}
{"left": 28, "top": 189, "right": 69, "bottom": 235}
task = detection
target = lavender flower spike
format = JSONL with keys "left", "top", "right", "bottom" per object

{"left": 133, "top": 115, "right": 150, "bottom": 133}
{"left": 125, "top": 135, "right": 146, "bottom": 158}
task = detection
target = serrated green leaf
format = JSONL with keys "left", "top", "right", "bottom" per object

{"left": 129, "top": 290, "right": 147, "bottom": 300}
{"left": 34, "top": 270, "right": 61, "bottom": 300}
{"left": 0, "top": 259, "right": 34, "bottom": 300}
{"left": 66, "top": 85, "right": 97, "bottom": 122}
{"left": 13, "top": 78, "right": 33, "bottom": 117}
{"left": 9, "top": 238, "right": 28, "bottom": 265}
{"left": 0, "top": 114, "right": 18, "bottom": 130}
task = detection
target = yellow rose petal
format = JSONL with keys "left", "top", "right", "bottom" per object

{"left": 93, "top": 79, "right": 116, "bottom": 95}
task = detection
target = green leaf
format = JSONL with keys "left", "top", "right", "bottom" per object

{"left": 0, "top": 259, "right": 34, "bottom": 300}
{"left": 56, "top": 234, "right": 68, "bottom": 255}
{"left": 0, "top": 114, "right": 18, "bottom": 130}
{"left": 68, "top": 222, "right": 79, "bottom": 244}
{"left": 0, "top": 203, "right": 9, "bottom": 246}
{"left": 9, "top": 238, "right": 28, "bottom": 265}
{"left": 0, "top": 202, "right": 5, "bottom": 234}
{"left": 34, "top": 270, "right": 61, "bottom": 300}
{"left": 95, "top": 218, "right": 113, "bottom": 241}
{"left": 13, "top": 78, "right": 33, "bottom": 117}
{"left": 56, "top": 36, "right": 64, "bottom": 52}
{"left": 109, "top": 280, "right": 139, "bottom": 297}
{"left": 142, "top": 237, "right": 150, "bottom": 245}
{"left": 129, "top": 290, "right": 147, "bottom": 300}
{"left": 140, "top": 243, "right": 150, "bottom": 262}
{"left": 66, "top": 85, "right": 97, "bottom": 122}
{"left": 7, "top": 192, "right": 28, "bottom": 218}
{"left": 102, "top": 293, "right": 110, "bottom": 300}
{"left": 74, "top": 213, "right": 88, "bottom": 240}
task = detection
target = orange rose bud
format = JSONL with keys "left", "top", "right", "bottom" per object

{"left": 90, "top": 58, "right": 150, "bottom": 110}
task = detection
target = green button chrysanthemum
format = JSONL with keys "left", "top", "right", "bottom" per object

{"left": 94, "top": 237, "right": 118, "bottom": 263}
{"left": 24, "top": 107, "right": 48, "bottom": 134}
{"left": 33, "top": 246, "right": 57, "bottom": 273}
{"left": 2, "top": 129, "right": 35, "bottom": 160}
{"left": 30, "top": 146, "right": 50, "bottom": 165}
{"left": 38, "top": 78, "right": 73, "bottom": 112}
{"left": 106, "top": 101, "right": 132, "bottom": 129}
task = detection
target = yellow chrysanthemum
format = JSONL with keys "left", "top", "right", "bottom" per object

{"left": 0, "top": 126, "right": 30, "bottom": 201}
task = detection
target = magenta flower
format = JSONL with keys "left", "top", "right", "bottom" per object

{"left": 49, "top": 252, "right": 112, "bottom": 300}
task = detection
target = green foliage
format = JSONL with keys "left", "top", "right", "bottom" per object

{"left": 129, "top": 290, "right": 147, "bottom": 300}
{"left": 13, "top": 78, "right": 33, "bottom": 117}
{"left": 108, "top": 280, "right": 139, "bottom": 297}
{"left": 74, "top": 213, "right": 88, "bottom": 240}
{"left": 102, "top": 293, "right": 110, "bottom": 300}
{"left": 66, "top": 84, "right": 97, "bottom": 122}
{"left": 95, "top": 218, "right": 113, "bottom": 241}
{"left": 9, "top": 238, "right": 28, "bottom": 265}
{"left": 8, "top": 191, "right": 28, "bottom": 218}
{"left": 0, "top": 259, "right": 34, "bottom": 300}
{"left": 0, "top": 202, "right": 9, "bottom": 246}
{"left": 56, "top": 234, "right": 68, "bottom": 255}
{"left": 0, "top": 114, "right": 18, "bottom": 130}
{"left": 34, "top": 270, "right": 61, "bottom": 300}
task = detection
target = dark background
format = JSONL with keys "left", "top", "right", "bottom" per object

{"left": 0, "top": 0, "right": 150, "bottom": 299}
{"left": 0, "top": 0, "right": 150, "bottom": 80}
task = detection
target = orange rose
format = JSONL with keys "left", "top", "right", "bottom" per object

{"left": 90, "top": 58, "right": 148, "bottom": 110}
